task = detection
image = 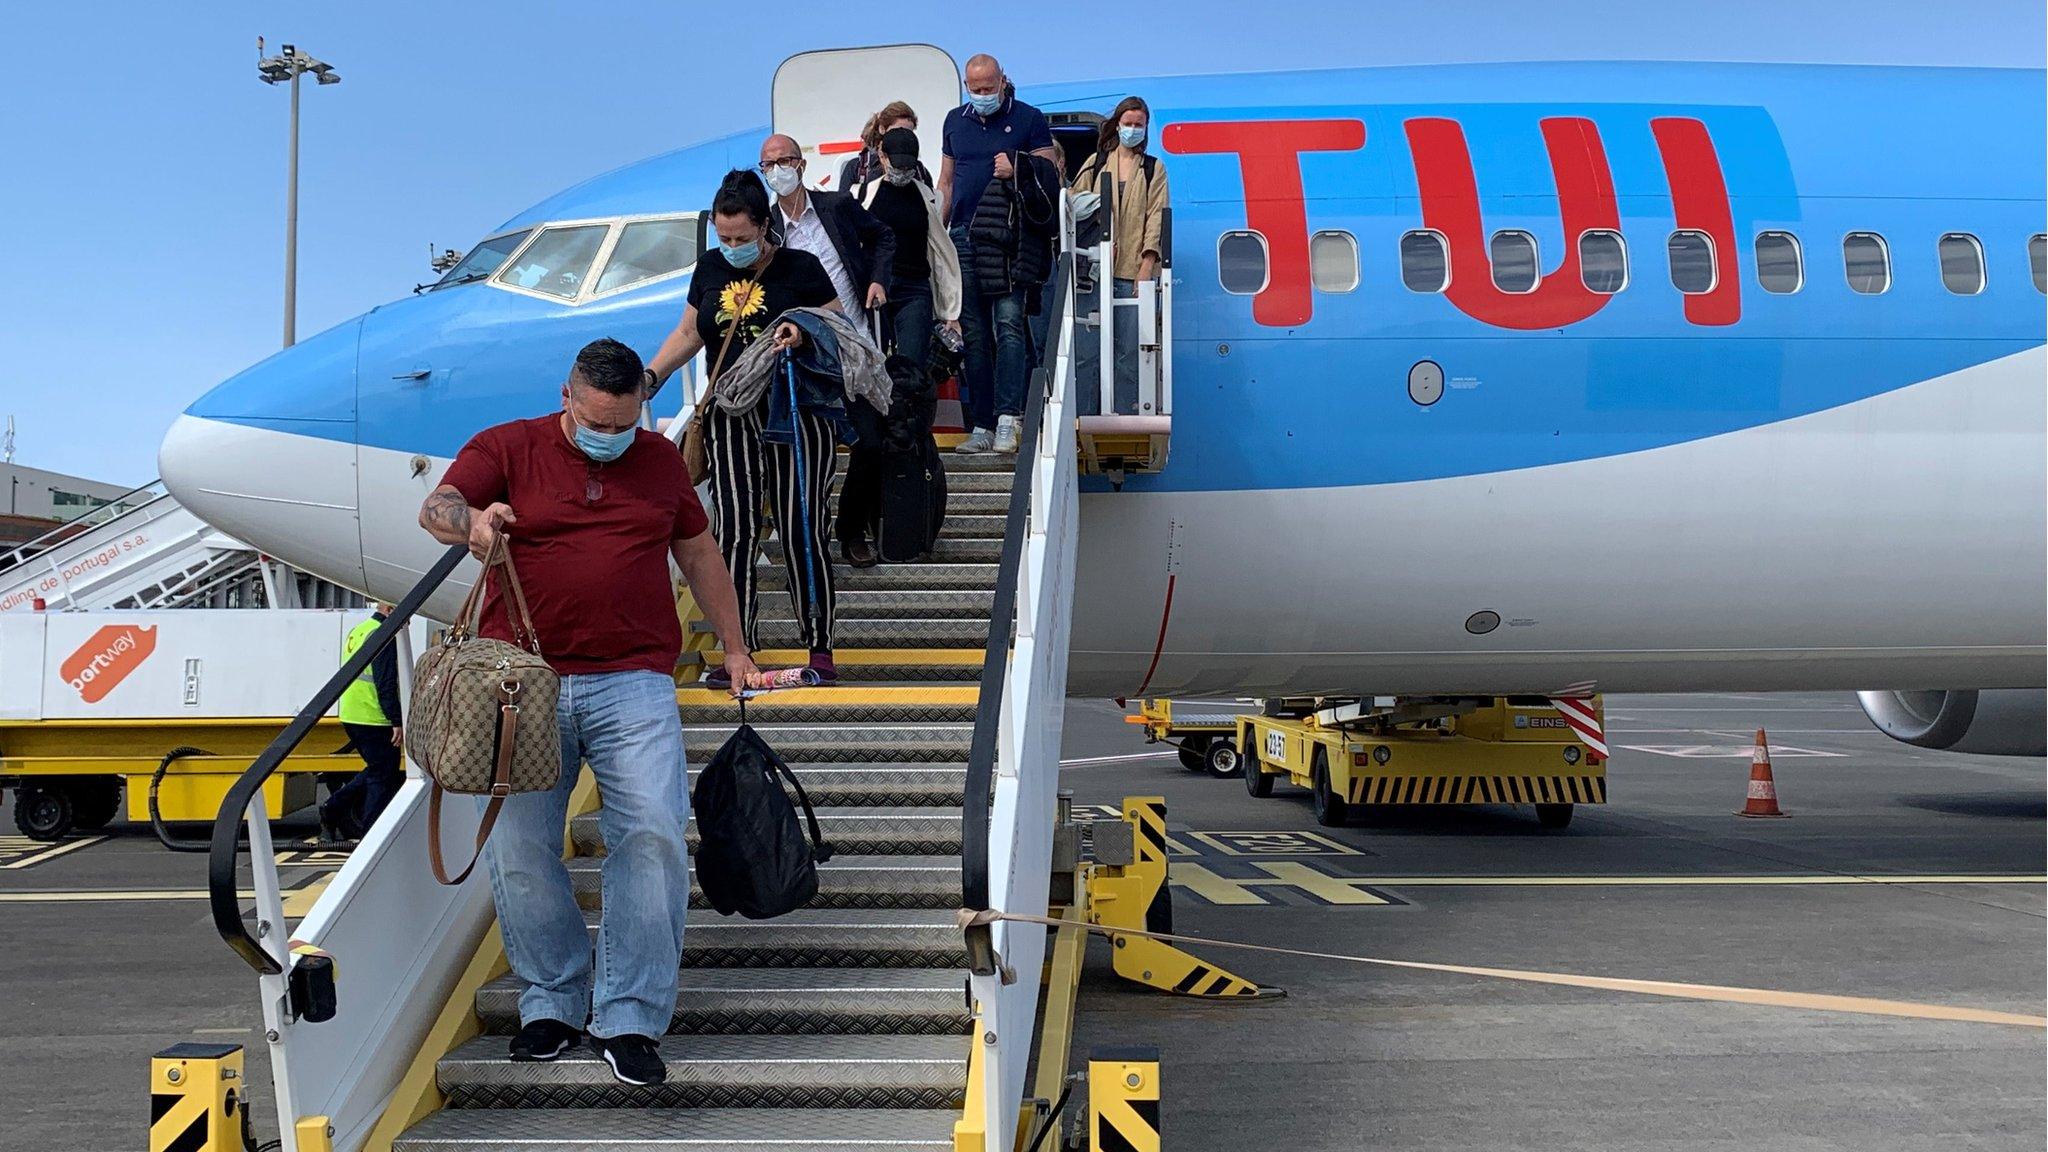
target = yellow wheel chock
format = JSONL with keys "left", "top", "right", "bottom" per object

{"left": 1085, "top": 796, "right": 1276, "bottom": 999}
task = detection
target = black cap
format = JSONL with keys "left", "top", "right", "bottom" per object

{"left": 880, "top": 126, "right": 920, "bottom": 167}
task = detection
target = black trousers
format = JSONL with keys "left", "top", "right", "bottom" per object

{"left": 842, "top": 280, "right": 933, "bottom": 549}
{"left": 706, "top": 404, "right": 838, "bottom": 653}
{"left": 325, "top": 722, "right": 404, "bottom": 838}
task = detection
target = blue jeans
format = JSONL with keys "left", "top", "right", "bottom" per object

{"left": 951, "top": 226, "right": 1028, "bottom": 431}
{"left": 484, "top": 669, "right": 689, "bottom": 1040}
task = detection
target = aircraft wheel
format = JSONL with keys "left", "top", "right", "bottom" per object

{"left": 69, "top": 776, "right": 123, "bottom": 831}
{"left": 1178, "top": 737, "right": 1210, "bottom": 773}
{"left": 1536, "top": 803, "right": 1575, "bottom": 829}
{"left": 1204, "top": 738, "right": 1243, "bottom": 779}
{"left": 1243, "top": 739, "right": 1274, "bottom": 797}
{"left": 1311, "top": 751, "right": 1349, "bottom": 828}
{"left": 15, "top": 785, "right": 76, "bottom": 842}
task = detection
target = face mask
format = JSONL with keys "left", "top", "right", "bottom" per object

{"left": 764, "top": 165, "right": 801, "bottom": 196}
{"left": 571, "top": 418, "right": 635, "bottom": 463}
{"left": 1118, "top": 125, "right": 1146, "bottom": 149}
{"left": 720, "top": 238, "right": 761, "bottom": 268}
{"left": 968, "top": 90, "right": 1003, "bottom": 116}
{"left": 883, "top": 167, "right": 916, "bottom": 186}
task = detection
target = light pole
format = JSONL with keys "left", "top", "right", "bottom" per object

{"left": 257, "top": 39, "right": 340, "bottom": 348}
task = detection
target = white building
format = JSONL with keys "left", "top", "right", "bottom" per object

{"left": 2, "top": 463, "right": 140, "bottom": 524}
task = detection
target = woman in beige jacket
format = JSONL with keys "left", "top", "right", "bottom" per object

{"left": 1070, "top": 96, "right": 1169, "bottom": 413}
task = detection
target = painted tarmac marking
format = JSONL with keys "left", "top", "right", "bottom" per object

{"left": 276, "top": 849, "right": 354, "bottom": 869}
{"left": 1185, "top": 830, "right": 1364, "bottom": 858}
{"left": 1061, "top": 751, "right": 1182, "bottom": 766}
{"left": 1620, "top": 743, "right": 1846, "bottom": 758}
{"left": 1172, "top": 861, "right": 1393, "bottom": 907}
{"left": 0, "top": 835, "right": 107, "bottom": 869}
{"left": 0, "top": 889, "right": 257, "bottom": 903}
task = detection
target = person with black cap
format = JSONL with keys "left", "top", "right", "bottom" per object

{"left": 840, "top": 125, "right": 962, "bottom": 567}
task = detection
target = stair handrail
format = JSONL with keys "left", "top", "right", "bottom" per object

{"left": 961, "top": 250, "right": 1069, "bottom": 955}
{"left": 208, "top": 541, "right": 470, "bottom": 974}
{"left": 0, "top": 479, "right": 169, "bottom": 573}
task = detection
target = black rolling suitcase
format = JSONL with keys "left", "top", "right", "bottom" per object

{"left": 877, "top": 350, "right": 949, "bottom": 562}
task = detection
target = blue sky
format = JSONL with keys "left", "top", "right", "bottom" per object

{"left": 2, "top": 1, "right": 2040, "bottom": 485}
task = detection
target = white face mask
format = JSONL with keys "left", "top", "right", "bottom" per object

{"left": 764, "top": 165, "right": 801, "bottom": 196}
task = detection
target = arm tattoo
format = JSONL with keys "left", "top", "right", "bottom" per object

{"left": 421, "top": 485, "right": 473, "bottom": 539}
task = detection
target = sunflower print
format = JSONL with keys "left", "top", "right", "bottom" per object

{"left": 716, "top": 277, "right": 769, "bottom": 343}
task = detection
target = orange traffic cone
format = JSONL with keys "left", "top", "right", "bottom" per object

{"left": 1737, "top": 728, "right": 1788, "bottom": 818}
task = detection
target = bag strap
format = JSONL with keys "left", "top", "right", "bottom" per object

{"left": 706, "top": 249, "right": 776, "bottom": 389}
{"left": 428, "top": 679, "right": 523, "bottom": 885}
{"left": 767, "top": 746, "right": 834, "bottom": 863}
{"left": 495, "top": 547, "right": 541, "bottom": 654}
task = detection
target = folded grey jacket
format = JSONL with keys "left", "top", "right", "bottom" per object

{"left": 712, "top": 306, "right": 892, "bottom": 417}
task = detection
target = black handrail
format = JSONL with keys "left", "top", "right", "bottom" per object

{"left": 210, "top": 542, "right": 470, "bottom": 974}
{"left": 960, "top": 253, "right": 1069, "bottom": 976}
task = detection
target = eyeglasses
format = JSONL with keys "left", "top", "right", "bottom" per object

{"left": 758, "top": 156, "right": 802, "bottom": 171}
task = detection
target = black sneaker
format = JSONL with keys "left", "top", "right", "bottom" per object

{"left": 589, "top": 1032, "right": 667, "bottom": 1086}
{"left": 508, "top": 1018, "right": 582, "bottom": 1062}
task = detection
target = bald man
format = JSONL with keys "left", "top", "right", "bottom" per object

{"left": 760, "top": 133, "right": 895, "bottom": 327}
{"left": 939, "top": 53, "right": 1060, "bottom": 453}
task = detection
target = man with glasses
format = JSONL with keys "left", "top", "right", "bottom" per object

{"left": 760, "top": 134, "right": 895, "bottom": 330}
{"left": 417, "top": 338, "right": 756, "bottom": 1088}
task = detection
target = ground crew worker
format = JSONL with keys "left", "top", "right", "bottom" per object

{"left": 321, "top": 601, "right": 406, "bottom": 843}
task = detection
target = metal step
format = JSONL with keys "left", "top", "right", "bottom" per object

{"left": 925, "top": 451, "right": 1018, "bottom": 473}
{"left": 757, "top": 563, "right": 999, "bottom": 593}
{"left": 684, "top": 649, "right": 984, "bottom": 684}
{"left": 596, "top": 908, "right": 966, "bottom": 969}
{"left": 475, "top": 968, "right": 971, "bottom": 1036}
{"left": 907, "top": 513, "right": 1005, "bottom": 539}
{"left": 937, "top": 490, "right": 1009, "bottom": 514}
{"left": 397, "top": 1107, "right": 957, "bottom": 1150}
{"left": 676, "top": 684, "right": 980, "bottom": 725}
{"left": 573, "top": 807, "right": 963, "bottom": 858}
{"left": 683, "top": 762, "right": 966, "bottom": 807}
{"left": 753, "top": 589, "right": 994, "bottom": 619}
{"left": 943, "top": 469, "right": 1017, "bottom": 493}
{"left": 739, "top": 616, "right": 992, "bottom": 650}
{"left": 436, "top": 1033, "right": 967, "bottom": 1110}
{"left": 684, "top": 723, "right": 972, "bottom": 764}
{"left": 764, "top": 536, "right": 1001, "bottom": 566}
{"left": 567, "top": 854, "right": 960, "bottom": 911}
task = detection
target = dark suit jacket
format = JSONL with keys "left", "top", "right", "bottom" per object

{"left": 771, "top": 189, "right": 898, "bottom": 299}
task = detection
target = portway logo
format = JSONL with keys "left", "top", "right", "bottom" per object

{"left": 60, "top": 624, "right": 158, "bottom": 703}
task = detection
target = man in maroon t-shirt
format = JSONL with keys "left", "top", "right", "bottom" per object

{"left": 419, "top": 338, "right": 755, "bottom": 1088}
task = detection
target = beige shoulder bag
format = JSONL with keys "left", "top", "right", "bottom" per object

{"left": 682, "top": 250, "right": 775, "bottom": 483}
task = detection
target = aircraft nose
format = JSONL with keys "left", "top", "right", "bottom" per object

{"left": 160, "top": 318, "right": 366, "bottom": 592}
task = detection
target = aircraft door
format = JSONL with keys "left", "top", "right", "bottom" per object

{"left": 772, "top": 45, "right": 960, "bottom": 190}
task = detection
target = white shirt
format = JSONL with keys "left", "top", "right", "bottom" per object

{"left": 781, "top": 194, "right": 866, "bottom": 327}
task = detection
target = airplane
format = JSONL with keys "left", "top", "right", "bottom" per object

{"left": 158, "top": 51, "right": 2048, "bottom": 756}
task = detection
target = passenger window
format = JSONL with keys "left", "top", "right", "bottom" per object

{"left": 1578, "top": 230, "right": 1628, "bottom": 294}
{"left": 1399, "top": 230, "right": 1449, "bottom": 293}
{"left": 1309, "top": 230, "right": 1360, "bottom": 293}
{"left": 2031, "top": 234, "right": 2046, "bottom": 293}
{"left": 498, "top": 223, "right": 610, "bottom": 299}
{"left": 1937, "top": 233, "right": 1985, "bottom": 296}
{"left": 1667, "top": 230, "right": 1716, "bottom": 294}
{"left": 1754, "top": 231, "right": 1803, "bottom": 294}
{"left": 595, "top": 218, "right": 700, "bottom": 295}
{"left": 1843, "top": 232, "right": 1890, "bottom": 294}
{"left": 1489, "top": 230, "right": 1539, "bottom": 293}
{"left": 433, "top": 230, "right": 532, "bottom": 290}
{"left": 1218, "top": 230, "right": 1269, "bottom": 295}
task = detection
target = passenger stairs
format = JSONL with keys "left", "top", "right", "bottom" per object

{"left": 0, "top": 482, "right": 354, "bottom": 612}
{"left": 393, "top": 455, "right": 1018, "bottom": 1150}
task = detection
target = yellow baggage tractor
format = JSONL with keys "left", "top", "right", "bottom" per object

{"left": 1237, "top": 695, "right": 1608, "bottom": 829}
{"left": 1124, "top": 697, "right": 1252, "bottom": 777}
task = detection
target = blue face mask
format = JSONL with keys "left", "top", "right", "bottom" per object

{"left": 719, "top": 238, "right": 761, "bottom": 268}
{"left": 571, "top": 418, "right": 635, "bottom": 463}
{"left": 1118, "top": 125, "right": 1146, "bottom": 149}
{"left": 968, "top": 90, "right": 1003, "bottom": 116}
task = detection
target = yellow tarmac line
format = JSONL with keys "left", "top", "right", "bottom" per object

{"left": 0, "top": 889, "right": 257, "bottom": 903}
{"left": 1343, "top": 874, "right": 2047, "bottom": 887}
{"left": 0, "top": 836, "right": 107, "bottom": 868}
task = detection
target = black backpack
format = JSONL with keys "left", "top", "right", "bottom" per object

{"left": 691, "top": 711, "right": 834, "bottom": 919}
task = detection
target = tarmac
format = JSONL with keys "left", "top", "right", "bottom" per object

{"left": 1, "top": 691, "right": 2041, "bottom": 1150}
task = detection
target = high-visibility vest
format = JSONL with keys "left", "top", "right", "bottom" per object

{"left": 339, "top": 616, "right": 391, "bottom": 726}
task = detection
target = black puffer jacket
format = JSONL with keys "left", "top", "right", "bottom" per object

{"left": 966, "top": 153, "right": 1061, "bottom": 296}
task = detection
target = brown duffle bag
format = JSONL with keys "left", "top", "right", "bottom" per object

{"left": 409, "top": 538, "right": 561, "bottom": 884}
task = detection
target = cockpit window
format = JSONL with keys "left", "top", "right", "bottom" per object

{"left": 432, "top": 230, "right": 532, "bottom": 290}
{"left": 497, "top": 224, "right": 610, "bottom": 299}
{"left": 594, "top": 217, "right": 700, "bottom": 295}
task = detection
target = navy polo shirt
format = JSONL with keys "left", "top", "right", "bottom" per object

{"left": 941, "top": 96, "right": 1054, "bottom": 224}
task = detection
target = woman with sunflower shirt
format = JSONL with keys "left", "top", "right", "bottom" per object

{"left": 648, "top": 170, "right": 844, "bottom": 685}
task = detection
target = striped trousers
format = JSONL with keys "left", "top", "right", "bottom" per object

{"left": 703, "top": 404, "right": 838, "bottom": 654}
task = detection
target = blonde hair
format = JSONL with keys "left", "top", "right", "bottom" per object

{"left": 860, "top": 101, "right": 919, "bottom": 150}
